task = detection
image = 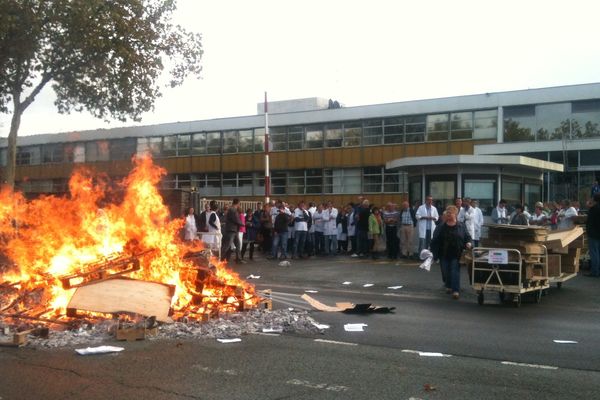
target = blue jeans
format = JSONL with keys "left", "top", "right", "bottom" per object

{"left": 589, "top": 237, "right": 600, "bottom": 276}
{"left": 418, "top": 229, "right": 432, "bottom": 254}
{"left": 272, "top": 231, "right": 288, "bottom": 258}
{"left": 441, "top": 257, "right": 461, "bottom": 293}
{"left": 294, "top": 230, "right": 308, "bottom": 257}
{"left": 357, "top": 230, "right": 369, "bottom": 255}
{"left": 324, "top": 235, "right": 338, "bottom": 255}
{"left": 314, "top": 232, "right": 324, "bottom": 255}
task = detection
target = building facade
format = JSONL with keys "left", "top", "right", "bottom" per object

{"left": 1, "top": 83, "right": 599, "bottom": 213}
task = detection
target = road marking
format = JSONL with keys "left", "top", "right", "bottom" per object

{"left": 501, "top": 361, "right": 558, "bottom": 370}
{"left": 286, "top": 379, "right": 349, "bottom": 392}
{"left": 402, "top": 349, "right": 452, "bottom": 357}
{"left": 314, "top": 339, "right": 358, "bottom": 346}
{"left": 191, "top": 364, "right": 238, "bottom": 375}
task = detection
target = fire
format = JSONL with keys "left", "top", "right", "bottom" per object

{"left": 0, "top": 156, "right": 257, "bottom": 321}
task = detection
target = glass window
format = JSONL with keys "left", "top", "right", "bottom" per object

{"left": 198, "top": 173, "right": 221, "bottom": 196}
{"left": 384, "top": 117, "right": 404, "bottom": 144}
{"left": 237, "top": 130, "right": 253, "bottom": 153}
{"left": 363, "top": 119, "right": 382, "bottom": 146}
{"left": 222, "top": 172, "right": 237, "bottom": 195}
{"left": 450, "top": 112, "right": 473, "bottom": 140}
{"left": 63, "top": 143, "right": 75, "bottom": 163}
{"left": 177, "top": 135, "right": 191, "bottom": 156}
{"left": 536, "top": 103, "right": 571, "bottom": 141}
{"left": 161, "top": 174, "right": 177, "bottom": 189}
{"left": 271, "top": 171, "right": 287, "bottom": 195}
{"left": 428, "top": 179, "right": 455, "bottom": 210}
{"left": 238, "top": 172, "right": 253, "bottom": 195}
{"left": 110, "top": 138, "right": 137, "bottom": 160}
{"left": 177, "top": 174, "right": 191, "bottom": 189}
{"left": 206, "top": 132, "right": 221, "bottom": 154}
{"left": 253, "top": 173, "right": 265, "bottom": 196}
{"left": 305, "top": 125, "right": 323, "bottom": 149}
{"left": 474, "top": 109, "right": 498, "bottom": 139}
{"left": 270, "top": 127, "right": 287, "bottom": 151}
{"left": 405, "top": 115, "right": 426, "bottom": 143}
{"left": 162, "top": 135, "right": 178, "bottom": 157}
{"left": 88, "top": 140, "right": 110, "bottom": 161}
{"left": 141, "top": 137, "right": 162, "bottom": 157}
{"left": 427, "top": 114, "right": 449, "bottom": 141}
{"left": 42, "top": 144, "right": 64, "bottom": 163}
{"left": 192, "top": 133, "right": 207, "bottom": 155}
{"left": 581, "top": 150, "right": 600, "bottom": 166}
{"left": 383, "top": 169, "right": 402, "bottom": 193}
{"left": 223, "top": 131, "right": 238, "bottom": 154}
{"left": 502, "top": 180, "right": 521, "bottom": 208}
{"left": 363, "top": 167, "right": 383, "bottom": 193}
{"left": 572, "top": 100, "right": 600, "bottom": 139}
{"left": 524, "top": 183, "right": 541, "bottom": 211}
{"left": 325, "top": 124, "right": 343, "bottom": 148}
{"left": 324, "top": 168, "right": 361, "bottom": 194}
{"left": 254, "top": 128, "right": 265, "bottom": 152}
{"left": 305, "top": 169, "right": 322, "bottom": 194}
{"left": 73, "top": 144, "right": 85, "bottom": 163}
{"left": 343, "top": 121, "right": 362, "bottom": 147}
{"left": 504, "top": 106, "right": 535, "bottom": 142}
{"left": 16, "top": 146, "right": 41, "bottom": 165}
{"left": 287, "top": 170, "right": 305, "bottom": 194}
{"left": 288, "top": 126, "right": 303, "bottom": 150}
{"left": 464, "top": 179, "right": 495, "bottom": 216}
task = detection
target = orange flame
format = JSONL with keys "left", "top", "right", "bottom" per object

{"left": 0, "top": 156, "right": 256, "bottom": 319}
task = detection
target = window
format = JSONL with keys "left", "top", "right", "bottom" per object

{"left": 254, "top": 128, "right": 265, "bottom": 152}
{"left": 383, "top": 170, "right": 403, "bottom": 193}
{"left": 197, "top": 173, "right": 221, "bottom": 196}
{"left": 363, "top": 119, "right": 382, "bottom": 146}
{"left": 305, "top": 125, "right": 323, "bottom": 149}
{"left": 502, "top": 180, "right": 521, "bottom": 208}
{"left": 192, "top": 133, "right": 207, "bottom": 155}
{"left": 383, "top": 118, "right": 404, "bottom": 144}
{"left": 343, "top": 121, "right": 362, "bottom": 147}
{"left": 581, "top": 150, "right": 600, "bottom": 166}
{"left": 363, "top": 167, "right": 383, "bottom": 193}
{"left": 405, "top": 115, "right": 426, "bottom": 143}
{"left": 63, "top": 144, "right": 76, "bottom": 162}
{"left": 223, "top": 131, "right": 238, "bottom": 153}
{"left": 504, "top": 106, "right": 535, "bottom": 142}
{"left": 572, "top": 99, "right": 600, "bottom": 139}
{"left": 42, "top": 144, "right": 64, "bottom": 163}
{"left": 253, "top": 173, "right": 265, "bottom": 196}
{"left": 325, "top": 124, "right": 343, "bottom": 148}
{"left": 110, "top": 138, "right": 137, "bottom": 160}
{"left": 288, "top": 126, "right": 303, "bottom": 150}
{"left": 177, "top": 174, "right": 191, "bottom": 189}
{"left": 323, "top": 168, "right": 361, "bottom": 194}
{"left": 162, "top": 135, "right": 178, "bottom": 157}
{"left": 524, "top": 183, "right": 541, "bottom": 210}
{"left": 238, "top": 172, "right": 253, "bottom": 195}
{"left": 287, "top": 170, "right": 305, "bottom": 194}
{"left": 271, "top": 171, "right": 287, "bottom": 195}
{"left": 177, "top": 135, "right": 191, "bottom": 156}
{"left": 206, "top": 132, "right": 221, "bottom": 154}
{"left": 16, "top": 146, "right": 41, "bottom": 165}
{"left": 238, "top": 130, "right": 253, "bottom": 153}
{"left": 450, "top": 112, "right": 473, "bottom": 140}
{"left": 305, "top": 169, "right": 322, "bottom": 194}
{"left": 222, "top": 172, "right": 237, "bottom": 195}
{"left": 426, "top": 114, "right": 449, "bottom": 141}
{"left": 270, "top": 127, "right": 287, "bottom": 151}
{"left": 473, "top": 110, "right": 497, "bottom": 139}
{"left": 535, "top": 103, "right": 570, "bottom": 141}
{"left": 87, "top": 140, "right": 110, "bottom": 161}
{"left": 0, "top": 148, "right": 6, "bottom": 167}
{"left": 464, "top": 179, "right": 495, "bottom": 216}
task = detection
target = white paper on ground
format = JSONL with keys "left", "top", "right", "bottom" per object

{"left": 246, "top": 274, "right": 261, "bottom": 279}
{"left": 344, "top": 323, "right": 368, "bottom": 332}
{"left": 217, "top": 338, "right": 242, "bottom": 343}
{"left": 312, "top": 322, "right": 330, "bottom": 330}
{"left": 304, "top": 290, "right": 319, "bottom": 293}
{"left": 387, "top": 286, "right": 403, "bottom": 290}
{"left": 419, "top": 249, "right": 433, "bottom": 271}
{"left": 418, "top": 352, "right": 446, "bottom": 357}
{"left": 363, "top": 283, "right": 374, "bottom": 287}
{"left": 553, "top": 340, "right": 578, "bottom": 344}
{"left": 342, "top": 281, "right": 352, "bottom": 285}
{"left": 262, "top": 328, "right": 283, "bottom": 333}
{"left": 75, "top": 346, "right": 124, "bottom": 355}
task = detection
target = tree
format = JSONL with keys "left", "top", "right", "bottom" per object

{"left": 0, "top": 0, "right": 203, "bottom": 189}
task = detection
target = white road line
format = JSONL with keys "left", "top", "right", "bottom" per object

{"left": 402, "top": 349, "right": 452, "bottom": 357}
{"left": 314, "top": 339, "right": 358, "bottom": 346}
{"left": 501, "top": 361, "right": 559, "bottom": 370}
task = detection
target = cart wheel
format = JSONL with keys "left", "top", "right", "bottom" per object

{"left": 498, "top": 292, "right": 505, "bottom": 302}
{"left": 477, "top": 291, "right": 484, "bottom": 305}
{"left": 513, "top": 294, "right": 521, "bottom": 308}
{"left": 534, "top": 290, "right": 542, "bottom": 304}
{"left": 556, "top": 282, "right": 562, "bottom": 289}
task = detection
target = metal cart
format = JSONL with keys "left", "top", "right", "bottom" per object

{"left": 471, "top": 247, "right": 550, "bottom": 307}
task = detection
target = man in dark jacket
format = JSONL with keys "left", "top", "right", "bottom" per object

{"left": 221, "top": 198, "right": 245, "bottom": 264}
{"left": 585, "top": 193, "right": 600, "bottom": 277}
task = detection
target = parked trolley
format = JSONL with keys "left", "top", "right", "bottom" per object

{"left": 471, "top": 246, "right": 550, "bottom": 307}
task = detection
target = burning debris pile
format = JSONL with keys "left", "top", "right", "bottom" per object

{"left": 0, "top": 157, "right": 276, "bottom": 347}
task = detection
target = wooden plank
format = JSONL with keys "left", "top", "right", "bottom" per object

{"left": 545, "top": 227, "right": 584, "bottom": 248}
{"left": 67, "top": 278, "right": 175, "bottom": 322}
{"left": 547, "top": 254, "right": 562, "bottom": 277}
{"left": 116, "top": 326, "right": 158, "bottom": 341}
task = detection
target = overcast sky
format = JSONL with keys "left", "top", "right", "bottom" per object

{"left": 2, "top": 0, "right": 600, "bottom": 137}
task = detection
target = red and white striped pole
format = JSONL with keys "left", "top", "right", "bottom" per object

{"left": 264, "top": 91, "right": 271, "bottom": 204}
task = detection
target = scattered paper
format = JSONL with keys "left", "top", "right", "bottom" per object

{"left": 262, "top": 328, "right": 283, "bottom": 333}
{"left": 363, "top": 283, "right": 374, "bottom": 287}
{"left": 312, "top": 322, "right": 330, "bottom": 330}
{"left": 75, "top": 346, "right": 124, "bottom": 355}
{"left": 246, "top": 274, "right": 261, "bottom": 279}
{"left": 553, "top": 340, "right": 578, "bottom": 344}
{"left": 344, "top": 323, "right": 368, "bottom": 332}
{"left": 419, "top": 249, "right": 433, "bottom": 271}
{"left": 342, "top": 281, "right": 352, "bottom": 285}
{"left": 387, "top": 286, "right": 403, "bottom": 290}
{"left": 304, "top": 290, "right": 319, "bottom": 293}
{"left": 217, "top": 338, "right": 242, "bottom": 343}
{"left": 418, "top": 352, "right": 446, "bottom": 357}
{"left": 278, "top": 260, "right": 291, "bottom": 267}
{"left": 288, "top": 307, "right": 294, "bottom": 311}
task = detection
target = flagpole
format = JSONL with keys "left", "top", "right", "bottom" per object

{"left": 264, "top": 92, "right": 271, "bottom": 204}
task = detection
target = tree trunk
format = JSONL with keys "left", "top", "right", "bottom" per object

{"left": 4, "top": 105, "right": 22, "bottom": 191}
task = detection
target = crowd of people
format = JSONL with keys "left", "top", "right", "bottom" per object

{"left": 181, "top": 193, "right": 599, "bottom": 296}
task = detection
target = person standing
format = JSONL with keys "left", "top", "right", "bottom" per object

{"left": 471, "top": 199, "right": 484, "bottom": 248}
{"left": 260, "top": 203, "right": 273, "bottom": 254}
{"left": 293, "top": 201, "right": 310, "bottom": 259}
{"left": 347, "top": 203, "right": 357, "bottom": 255}
{"left": 183, "top": 207, "right": 199, "bottom": 243}
{"left": 322, "top": 201, "right": 338, "bottom": 256}
{"left": 337, "top": 205, "right": 349, "bottom": 253}
{"left": 241, "top": 208, "right": 256, "bottom": 260}
{"left": 399, "top": 201, "right": 417, "bottom": 258}
{"left": 221, "top": 199, "right": 245, "bottom": 264}
{"left": 461, "top": 197, "right": 476, "bottom": 239}
{"left": 557, "top": 199, "right": 578, "bottom": 229}
{"left": 382, "top": 202, "right": 400, "bottom": 260}
{"left": 306, "top": 202, "right": 317, "bottom": 256}
{"left": 369, "top": 206, "right": 383, "bottom": 259}
{"left": 430, "top": 205, "right": 473, "bottom": 299}
{"left": 353, "top": 199, "right": 371, "bottom": 257}
{"left": 491, "top": 199, "right": 509, "bottom": 224}
{"left": 585, "top": 193, "right": 600, "bottom": 277}
{"left": 200, "top": 201, "right": 221, "bottom": 254}
{"left": 271, "top": 205, "right": 290, "bottom": 260}
{"left": 313, "top": 204, "right": 325, "bottom": 255}
{"left": 510, "top": 204, "right": 529, "bottom": 225}
{"left": 416, "top": 195, "right": 439, "bottom": 254}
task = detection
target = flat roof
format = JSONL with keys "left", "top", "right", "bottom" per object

{"left": 385, "top": 155, "right": 564, "bottom": 173}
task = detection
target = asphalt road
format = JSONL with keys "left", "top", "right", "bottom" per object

{"left": 1, "top": 255, "right": 599, "bottom": 399}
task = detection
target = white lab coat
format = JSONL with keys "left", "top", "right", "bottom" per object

{"left": 463, "top": 206, "right": 476, "bottom": 239}
{"left": 416, "top": 205, "right": 439, "bottom": 239}
{"left": 473, "top": 207, "right": 484, "bottom": 241}
{"left": 322, "top": 208, "right": 338, "bottom": 236}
